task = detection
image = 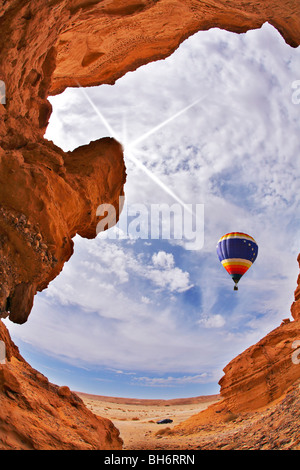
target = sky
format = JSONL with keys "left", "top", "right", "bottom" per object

{"left": 4, "top": 22, "right": 300, "bottom": 399}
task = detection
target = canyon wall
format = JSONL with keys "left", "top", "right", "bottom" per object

{"left": 173, "top": 258, "right": 300, "bottom": 434}
{"left": 1, "top": 0, "right": 300, "bottom": 449}
{"left": 217, "top": 254, "right": 300, "bottom": 413}
{"left": 0, "top": 319, "right": 123, "bottom": 449}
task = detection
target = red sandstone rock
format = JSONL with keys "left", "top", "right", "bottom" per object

{"left": 50, "top": 0, "right": 300, "bottom": 97}
{"left": 0, "top": 320, "right": 123, "bottom": 450}
{"left": 0, "top": 137, "right": 125, "bottom": 323}
{"left": 175, "top": 261, "right": 300, "bottom": 434}
{"left": 291, "top": 254, "right": 300, "bottom": 321}
{"left": 166, "top": 378, "right": 300, "bottom": 450}
{"left": 218, "top": 320, "right": 300, "bottom": 412}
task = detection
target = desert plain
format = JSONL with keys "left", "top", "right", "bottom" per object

{"left": 77, "top": 392, "right": 220, "bottom": 450}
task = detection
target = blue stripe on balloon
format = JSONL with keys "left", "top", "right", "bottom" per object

{"left": 217, "top": 237, "right": 258, "bottom": 263}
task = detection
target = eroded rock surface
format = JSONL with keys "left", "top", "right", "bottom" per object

{"left": 216, "top": 252, "right": 300, "bottom": 413}
{"left": 0, "top": 137, "right": 125, "bottom": 323}
{"left": 0, "top": 320, "right": 123, "bottom": 450}
{"left": 151, "top": 379, "right": 300, "bottom": 450}
{"left": 172, "top": 258, "right": 300, "bottom": 437}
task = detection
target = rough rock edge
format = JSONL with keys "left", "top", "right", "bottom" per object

{"left": 0, "top": 319, "right": 123, "bottom": 450}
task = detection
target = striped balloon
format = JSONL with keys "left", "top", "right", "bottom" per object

{"left": 216, "top": 232, "right": 258, "bottom": 290}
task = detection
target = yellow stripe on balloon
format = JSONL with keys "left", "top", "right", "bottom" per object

{"left": 218, "top": 232, "right": 257, "bottom": 244}
{"left": 221, "top": 258, "right": 253, "bottom": 268}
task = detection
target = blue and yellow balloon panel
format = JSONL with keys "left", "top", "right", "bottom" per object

{"left": 216, "top": 232, "right": 258, "bottom": 290}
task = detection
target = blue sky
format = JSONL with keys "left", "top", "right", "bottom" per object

{"left": 4, "top": 23, "right": 300, "bottom": 399}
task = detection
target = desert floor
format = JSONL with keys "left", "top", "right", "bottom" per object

{"left": 77, "top": 393, "right": 220, "bottom": 450}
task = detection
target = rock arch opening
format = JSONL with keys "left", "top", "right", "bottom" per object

{"left": 5, "top": 22, "right": 299, "bottom": 399}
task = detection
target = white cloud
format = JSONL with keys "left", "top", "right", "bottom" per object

{"left": 132, "top": 373, "right": 214, "bottom": 387}
{"left": 199, "top": 314, "right": 226, "bottom": 329}
{"left": 146, "top": 266, "right": 192, "bottom": 293}
{"left": 152, "top": 251, "right": 175, "bottom": 269}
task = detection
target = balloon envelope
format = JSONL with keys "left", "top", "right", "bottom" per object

{"left": 216, "top": 232, "right": 258, "bottom": 289}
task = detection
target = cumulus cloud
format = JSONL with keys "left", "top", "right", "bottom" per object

{"left": 198, "top": 314, "right": 226, "bottom": 329}
{"left": 132, "top": 373, "right": 213, "bottom": 387}
{"left": 152, "top": 251, "right": 175, "bottom": 269}
{"left": 147, "top": 250, "right": 192, "bottom": 292}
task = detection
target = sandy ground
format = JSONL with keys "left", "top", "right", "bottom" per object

{"left": 77, "top": 393, "right": 220, "bottom": 450}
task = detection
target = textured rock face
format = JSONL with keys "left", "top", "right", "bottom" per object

{"left": 0, "top": 320, "right": 123, "bottom": 450}
{"left": 173, "top": 259, "right": 300, "bottom": 433}
{"left": 218, "top": 320, "right": 300, "bottom": 412}
{"left": 173, "top": 319, "right": 300, "bottom": 441}
{"left": 172, "top": 378, "right": 300, "bottom": 450}
{"left": 50, "top": 0, "right": 300, "bottom": 96}
{"left": 0, "top": 137, "right": 125, "bottom": 323}
{"left": 291, "top": 254, "right": 300, "bottom": 321}
{"left": 216, "top": 253, "right": 300, "bottom": 413}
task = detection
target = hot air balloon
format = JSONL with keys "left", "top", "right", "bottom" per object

{"left": 216, "top": 232, "right": 258, "bottom": 290}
